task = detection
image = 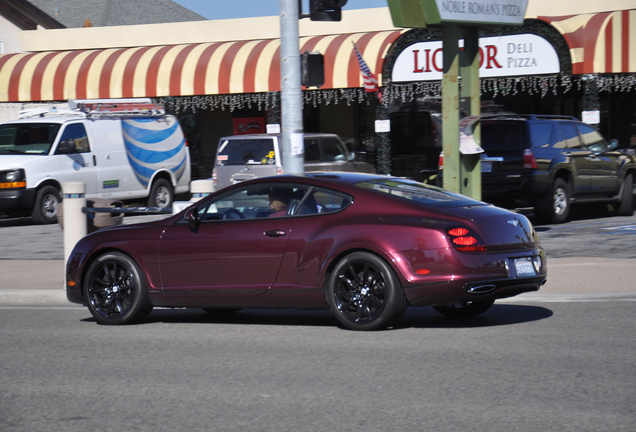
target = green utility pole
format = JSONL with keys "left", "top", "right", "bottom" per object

{"left": 459, "top": 27, "right": 481, "bottom": 200}
{"left": 388, "top": 0, "right": 527, "bottom": 199}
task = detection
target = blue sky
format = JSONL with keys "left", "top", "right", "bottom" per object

{"left": 172, "top": 0, "right": 388, "bottom": 20}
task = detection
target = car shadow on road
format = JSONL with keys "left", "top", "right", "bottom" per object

{"left": 396, "top": 304, "right": 553, "bottom": 329}
{"left": 83, "top": 303, "right": 553, "bottom": 330}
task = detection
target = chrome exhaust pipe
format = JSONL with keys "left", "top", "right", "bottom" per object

{"left": 467, "top": 284, "right": 497, "bottom": 294}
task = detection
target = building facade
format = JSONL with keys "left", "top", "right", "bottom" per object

{"left": 0, "top": 3, "right": 634, "bottom": 180}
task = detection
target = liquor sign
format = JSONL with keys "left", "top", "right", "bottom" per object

{"left": 391, "top": 33, "right": 560, "bottom": 82}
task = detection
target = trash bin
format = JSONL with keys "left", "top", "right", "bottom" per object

{"left": 57, "top": 199, "right": 124, "bottom": 233}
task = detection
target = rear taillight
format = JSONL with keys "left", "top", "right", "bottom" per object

{"left": 438, "top": 153, "right": 444, "bottom": 171}
{"left": 523, "top": 148, "right": 537, "bottom": 169}
{"left": 211, "top": 169, "right": 217, "bottom": 188}
{"left": 447, "top": 226, "right": 487, "bottom": 252}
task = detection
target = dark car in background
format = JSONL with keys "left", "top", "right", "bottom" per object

{"left": 66, "top": 173, "right": 546, "bottom": 331}
{"left": 211, "top": 133, "right": 375, "bottom": 191}
{"left": 441, "top": 115, "right": 636, "bottom": 223}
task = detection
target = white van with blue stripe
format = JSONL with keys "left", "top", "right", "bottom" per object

{"left": 0, "top": 99, "right": 190, "bottom": 224}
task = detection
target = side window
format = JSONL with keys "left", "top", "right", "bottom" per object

{"left": 321, "top": 138, "right": 347, "bottom": 162}
{"left": 58, "top": 123, "right": 90, "bottom": 153}
{"left": 528, "top": 123, "right": 552, "bottom": 149}
{"left": 304, "top": 139, "right": 321, "bottom": 163}
{"left": 559, "top": 123, "right": 581, "bottom": 149}
{"left": 577, "top": 123, "right": 607, "bottom": 152}
{"left": 200, "top": 184, "right": 312, "bottom": 220}
{"left": 312, "top": 187, "right": 352, "bottom": 214}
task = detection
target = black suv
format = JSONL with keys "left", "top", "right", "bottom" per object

{"left": 443, "top": 115, "right": 635, "bottom": 223}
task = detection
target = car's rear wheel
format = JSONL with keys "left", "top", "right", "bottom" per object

{"left": 326, "top": 252, "right": 406, "bottom": 331}
{"left": 83, "top": 252, "right": 153, "bottom": 325}
{"left": 31, "top": 185, "right": 60, "bottom": 224}
{"left": 433, "top": 299, "right": 494, "bottom": 318}
{"left": 536, "top": 178, "right": 570, "bottom": 223}
{"left": 147, "top": 178, "right": 173, "bottom": 208}
{"left": 617, "top": 174, "right": 634, "bottom": 216}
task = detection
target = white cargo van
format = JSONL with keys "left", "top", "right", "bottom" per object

{"left": 0, "top": 99, "right": 190, "bottom": 223}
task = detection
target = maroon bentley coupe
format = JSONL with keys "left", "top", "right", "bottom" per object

{"left": 66, "top": 173, "right": 547, "bottom": 330}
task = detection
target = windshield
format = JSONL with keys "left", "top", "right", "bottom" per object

{"left": 0, "top": 123, "right": 61, "bottom": 155}
{"left": 216, "top": 138, "right": 276, "bottom": 166}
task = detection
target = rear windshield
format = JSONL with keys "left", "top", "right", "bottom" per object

{"left": 481, "top": 121, "right": 524, "bottom": 152}
{"left": 0, "top": 123, "right": 61, "bottom": 155}
{"left": 355, "top": 178, "right": 473, "bottom": 206}
{"left": 216, "top": 138, "right": 275, "bottom": 166}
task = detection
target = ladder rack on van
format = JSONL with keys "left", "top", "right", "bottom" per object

{"left": 77, "top": 102, "right": 166, "bottom": 118}
{"left": 18, "top": 99, "right": 165, "bottom": 119}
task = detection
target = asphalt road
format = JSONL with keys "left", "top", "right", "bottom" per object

{"left": 1, "top": 302, "right": 634, "bottom": 432}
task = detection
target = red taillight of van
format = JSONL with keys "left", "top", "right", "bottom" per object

{"left": 438, "top": 153, "right": 444, "bottom": 171}
{"left": 211, "top": 169, "right": 217, "bottom": 189}
{"left": 523, "top": 148, "right": 537, "bottom": 169}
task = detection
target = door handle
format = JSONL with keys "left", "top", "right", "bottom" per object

{"left": 264, "top": 230, "right": 286, "bottom": 237}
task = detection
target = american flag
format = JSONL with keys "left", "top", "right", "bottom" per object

{"left": 353, "top": 42, "right": 380, "bottom": 94}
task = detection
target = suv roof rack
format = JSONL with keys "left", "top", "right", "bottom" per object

{"left": 19, "top": 98, "right": 165, "bottom": 119}
{"left": 480, "top": 113, "right": 579, "bottom": 121}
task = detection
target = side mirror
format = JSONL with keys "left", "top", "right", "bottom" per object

{"left": 348, "top": 152, "right": 356, "bottom": 161}
{"left": 186, "top": 207, "right": 200, "bottom": 233}
{"left": 608, "top": 139, "right": 619, "bottom": 150}
{"left": 56, "top": 138, "right": 75, "bottom": 154}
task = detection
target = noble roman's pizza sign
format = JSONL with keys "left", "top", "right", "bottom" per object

{"left": 391, "top": 33, "right": 560, "bottom": 82}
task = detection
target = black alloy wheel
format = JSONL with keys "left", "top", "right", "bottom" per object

{"left": 327, "top": 252, "right": 407, "bottom": 331}
{"left": 83, "top": 252, "right": 153, "bottom": 325}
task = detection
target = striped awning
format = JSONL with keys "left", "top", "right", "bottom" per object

{"left": 539, "top": 9, "right": 635, "bottom": 74}
{"left": 0, "top": 30, "right": 403, "bottom": 102}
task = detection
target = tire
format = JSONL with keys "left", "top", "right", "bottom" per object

{"left": 83, "top": 252, "right": 153, "bottom": 325}
{"left": 326, "top": 252, "right": 407, "bottom": 331}
{"left": 536, "top": 178, "right": 570, "bottom": 224}
{"left": 31, "top": 185, "right": 61, "bottom": 224}
{"left": 147, "top": 178, "right": 173, "bottom": 208}
{"left": 433, "top": 299, "right": 494, "bottom": 318}
{"left": 617, "top": 174, "right": 634, "bottom": 216}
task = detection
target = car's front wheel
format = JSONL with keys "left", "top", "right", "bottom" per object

{"left": 433, "top": 299, "right": 494, "bottom": 318}
{"left": 31, "top": 185, "right": 60, "bottom": 224}
{"left": 326, "top": 252, "right": 407, "bottom": 331}
{"left": 617, "top": 174, "right": 634, "bottom": 216}
{"left": 83, "top": 252, "right": 153, "bottom": 325}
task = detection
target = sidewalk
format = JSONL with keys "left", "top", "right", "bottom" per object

{"left": 0, "top": 257, "right": 634, "bottom": 306}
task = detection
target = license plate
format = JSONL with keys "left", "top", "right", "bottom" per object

{"left": 514, "top": 257, "right": 536, "bottom": 277}
{"left": 481, "top": 161, "right": 492, "bottom": 172}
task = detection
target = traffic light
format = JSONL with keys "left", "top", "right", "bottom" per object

{"left": 301, "top": 52, "right": 324, "bottom": 88}
{"left": 309, "top": 0, "right": 348, "bottom": 21}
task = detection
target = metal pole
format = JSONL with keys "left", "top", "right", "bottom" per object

{"left": 279, "top": 0, "right": 304, "bottom": 175}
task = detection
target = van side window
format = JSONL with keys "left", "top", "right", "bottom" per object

{"left": 321, "top": 138, "right": 347, "bottom": 162}
{"left": 57, "top": 123, "right": 90, "bottom": 153}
